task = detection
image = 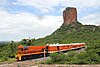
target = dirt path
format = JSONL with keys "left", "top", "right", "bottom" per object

{"left": 0, "top": 57, "right": 100, "bottom": 67}
{"left": 0, "top": 57, "right": 50, "bottom": 67}
{"left": 0, "top": 63, "right": 100, "bottom": 67}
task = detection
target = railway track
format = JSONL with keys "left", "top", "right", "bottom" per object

{"left": 0, "top": 57, "right": 50, "bottom": 67}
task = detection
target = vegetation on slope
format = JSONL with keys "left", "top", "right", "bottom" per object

{"left": 33, "top": 22, "right": 100, "bottom": 47}
{"left": 0, "top": 41, "right": 20, "bottom": 62}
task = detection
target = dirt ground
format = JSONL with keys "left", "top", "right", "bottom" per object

{"left": 0, "top": 62, "right": 100, "bottom": 67}
{"left": 0, "top": 57, "right": 100, "bottom": 67}
{"left": 0, "top": 63, "right": 100, "bottom": 67}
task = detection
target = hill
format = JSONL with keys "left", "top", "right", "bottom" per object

{"left": 33, "top": 22, "right": 100, "bottom": 46}
{"left": 0, "top": 41, "right": 9, "bottom": 46}
{"left": 31, "top": 7, "right": 100, "bottom": 64}
{"left": 32, "top": 7, "right": 100, "bottom": 49}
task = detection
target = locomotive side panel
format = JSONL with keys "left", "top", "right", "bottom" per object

{"left": 48, "top": 46, "right": 58, "bottom": 53}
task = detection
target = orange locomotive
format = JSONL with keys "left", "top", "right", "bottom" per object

{"left": 15, "top": 43, "right": 86, "bottom": 61}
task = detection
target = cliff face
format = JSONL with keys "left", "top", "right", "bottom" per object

{"left": 63, "top": 7, "right": 77, "bottom": 25}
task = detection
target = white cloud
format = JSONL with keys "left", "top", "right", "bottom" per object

{"left": 79, "top": 13, "right": 100, "bottom": 26}
{"left": 0, "top": 0, "right": 7, "bottom": 5}
{"left": 15, "top": 0, "right": 100, "bottom": 13}
{"left": 14, "top": 0, "right": 62, "bottom": 13}
{"left": 62, "top": 0, "right": 100, "bottom": 8}
{"left": 0, "top": 9, "right": 63, "bottom": 41}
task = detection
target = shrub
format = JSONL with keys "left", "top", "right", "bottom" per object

{"left": 1, "top": 56, "right": 9, "bottom": 62}
{"left": 74, "top": 51, "right": 100, "bottom": 64}
{"left": 50, "top": 53, "right": 67, "bottom": 62}
{"left": 67, "top": 51, "right": 76, "bottom": 57}
{"left": 45, "top": 59, "right": 53, "bottom": 64}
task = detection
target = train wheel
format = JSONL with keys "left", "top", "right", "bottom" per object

{"left": 22, "top": 56, "right": 26, "bottom": 61}
{"left": 16, "top": 57, "right": 19, "bottom": 61}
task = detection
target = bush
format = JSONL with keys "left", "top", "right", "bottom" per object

{"left": 1, "top": 56, "right": 9, "bottom": 62}
{"left": 86, "top": 51, "right": 100, "bottom": 64}
{"left": 74, "top": 51, "right": 100, "bottom": 64}
{"left": 45, "top": 60, "right": 53, "bottom": 64}
{"left": 67, "top": 51, "right": 76, "bottom": 57}
{"left": 50, "top": 53, "right": 67, "bottom": 62}
{"left": 47, "top": 50, "right": 100, "bottom": 64}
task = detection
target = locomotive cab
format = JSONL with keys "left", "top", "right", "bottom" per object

{"left": 18, "top": 45, "right": 23, "bottom": 51}
{"left": 15, "top": 45, "right": 24, "bottom": 61}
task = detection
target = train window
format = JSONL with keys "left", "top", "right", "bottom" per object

{"left": 41, "top": 48, "right": 45, "bottom": 52}
{"left": 46, "top": 46, "right": 48, "bottom": 50}
{"left": 57, "top": 46, "right": 59, "bottom": 50}
{"left": 23, "top": 46, "right": 28, "bottom": 50}
{"left": 21, "top": 48, "right": 23, "bottom": 51}
{"left": 18, "top": 48, "right": 23, "bottom": 51}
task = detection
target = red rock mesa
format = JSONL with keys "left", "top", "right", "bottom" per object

{"left": 63, "top": 7, "right": 77, "bottom": 25}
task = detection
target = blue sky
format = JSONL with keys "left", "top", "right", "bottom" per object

{"left": 0, "top": 0, "right": 100, "bottom": 41}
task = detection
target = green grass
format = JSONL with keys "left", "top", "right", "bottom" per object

{"left": 0, "top": 58, "right": 16, "bottom": 64}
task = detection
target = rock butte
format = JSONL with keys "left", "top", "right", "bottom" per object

{"left": 63, "top": 7, "right": 77, "bottom": 25}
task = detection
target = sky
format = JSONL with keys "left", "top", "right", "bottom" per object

{"left": 0, "top": 0, "right": 100, "bottom": 41}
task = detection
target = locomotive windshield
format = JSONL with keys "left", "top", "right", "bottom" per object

{"left": 18, "top": 45, "right": 23, "bottom": 51}
{"left": 23, "top": 46, "right": 28, "bottom": 50}
{"left": 18, "top": 48, "right": 23, "bottom": 51}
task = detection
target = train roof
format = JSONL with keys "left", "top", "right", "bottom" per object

{"left": 46, "top": 43, "right": 85, "bottom": 46}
